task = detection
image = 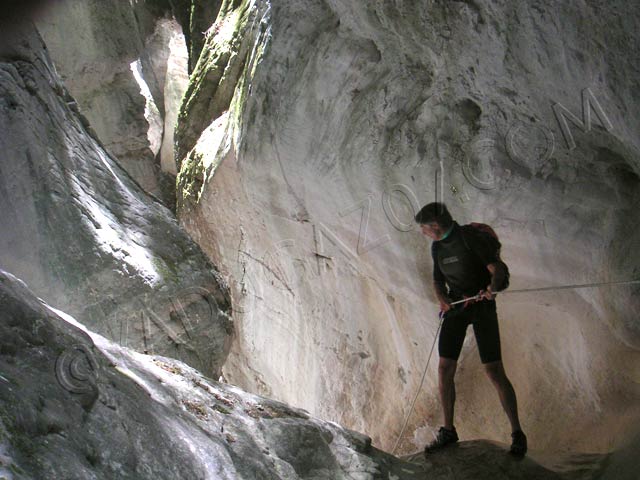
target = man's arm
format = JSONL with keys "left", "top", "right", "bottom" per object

{"left": 479, "top": 261, "right": 508, "bottom": 299}
{"left": 461, "top": 227, "right": 508, "bottom": 300}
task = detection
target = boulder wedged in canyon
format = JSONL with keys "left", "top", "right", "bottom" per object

{"left": 172, "top": 0, "right": 640, "bottom": 456}
{"left": 0, "top": 19, "right": 232, "bottom": 378}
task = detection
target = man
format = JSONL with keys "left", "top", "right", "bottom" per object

{"left": 415, "top": 202, "right": 527, "bottom": 456}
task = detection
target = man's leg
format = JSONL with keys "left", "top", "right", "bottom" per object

{"left": 473, "top": 301, "right": 527, "bottom": 455}
{"left": 425, "top": 311, "right": 467, "bottom": 453}
{"left": 437, "top": 309, "right": 468, "bottom": 430}
{"left": 438, "top": 357, "right": 458, "bottom": 429}
{"left": 484, "top": 360, "right": 521, "bottom": 433}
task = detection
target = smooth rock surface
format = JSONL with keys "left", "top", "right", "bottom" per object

{"left": 173, "top": 0, "right": 640, "bottom": 455}
{"left": 0, "top": 19, "right": 231, "bottom": 377}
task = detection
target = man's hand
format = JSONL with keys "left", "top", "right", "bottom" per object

{"left": 439, "top": 300, "right": 452, "bottom": 313}
{"left": 477, "top": 286, "right": 496, "bottom": 301}
{"left": 434, "top": 281, "right": 452, "bottom": 313}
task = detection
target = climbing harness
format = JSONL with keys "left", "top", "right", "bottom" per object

{"left": 390, "top": 277, "right": 640, "bottom": 455}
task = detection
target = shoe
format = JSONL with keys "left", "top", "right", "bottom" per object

{"left": 510, "top": 430, "right": 527, "bottom": 456}
{"left": 424, "top": 427, "right": 459, "bottom": 454}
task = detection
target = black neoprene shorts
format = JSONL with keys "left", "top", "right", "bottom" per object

{"left": 438, "top": 299, "right": 502, "bottom": 363}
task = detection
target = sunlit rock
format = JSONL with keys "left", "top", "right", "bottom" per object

{"left": 35, "top": 0, "right": 190, "bottom": 207}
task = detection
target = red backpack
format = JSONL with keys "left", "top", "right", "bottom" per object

{"left": 460, "top": 223, "right": 510, "bottom": 291}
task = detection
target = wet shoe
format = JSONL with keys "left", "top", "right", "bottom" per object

{"left": 424, "top": 427, "right": 459, "bottom": 454}
{"left": 510, "top": 430, "right": 527, "bottom": 456}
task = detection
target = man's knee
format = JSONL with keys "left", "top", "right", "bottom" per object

{"left": 484, "top": 361, "right": 507, "bottom": 384}
{"left": 438, "top": 357, "right": 457, "bottom": 379}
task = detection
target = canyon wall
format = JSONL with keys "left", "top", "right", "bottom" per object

{"left": 173, "top": 0, "right": 640, "bottom": 454}
{"left": 2, "top": 0, "right": 638, "bottom": 462}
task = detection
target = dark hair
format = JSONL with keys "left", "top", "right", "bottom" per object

{"left": 414, "top": 202, "right": 453, "bottom": 228}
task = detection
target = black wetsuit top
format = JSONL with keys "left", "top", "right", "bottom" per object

{"left": 431, "top": 222, "right": 497, "bottom": 299}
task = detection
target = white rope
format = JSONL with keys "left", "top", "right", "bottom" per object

{"left": 391, "top": 311, "right": 444, "bottom": 455}
{"left": 450, "top": 278, "right": 640, "bottom": 305}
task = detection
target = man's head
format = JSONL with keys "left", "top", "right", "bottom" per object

{"left": 415, "top": 202, "right": 453, "bottom": 240}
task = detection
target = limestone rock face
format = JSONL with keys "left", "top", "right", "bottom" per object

{"left": 35, "top": 0, "right": 190, "bottom": 206}
{"left": 0, "top": 21, "right": 231, "bottom": 377}
{"left": 0, "top": 269, "right": 427, "bottom": 480}
{"left": 174, "top": 0, "right": 640, "bottom": 455}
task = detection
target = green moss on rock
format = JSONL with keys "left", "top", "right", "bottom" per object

{"left": 176, "top": 150, "right": 205, "bottom": 208}
{"left": 175, "top": 0, "right": 261, "bottom": 163}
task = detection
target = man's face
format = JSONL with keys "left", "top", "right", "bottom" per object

{"left": 420, "top": 222, "right": 446, "bottom": 240}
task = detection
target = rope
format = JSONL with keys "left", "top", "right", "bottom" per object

{"left": 391, "top": 311, "right": 444, "bottom": 455}
{"left": 450, "top": 278, "right": 640, "bottom": 306}
{"left": 390, "top": 277, "right": 639, "bottom": 455}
